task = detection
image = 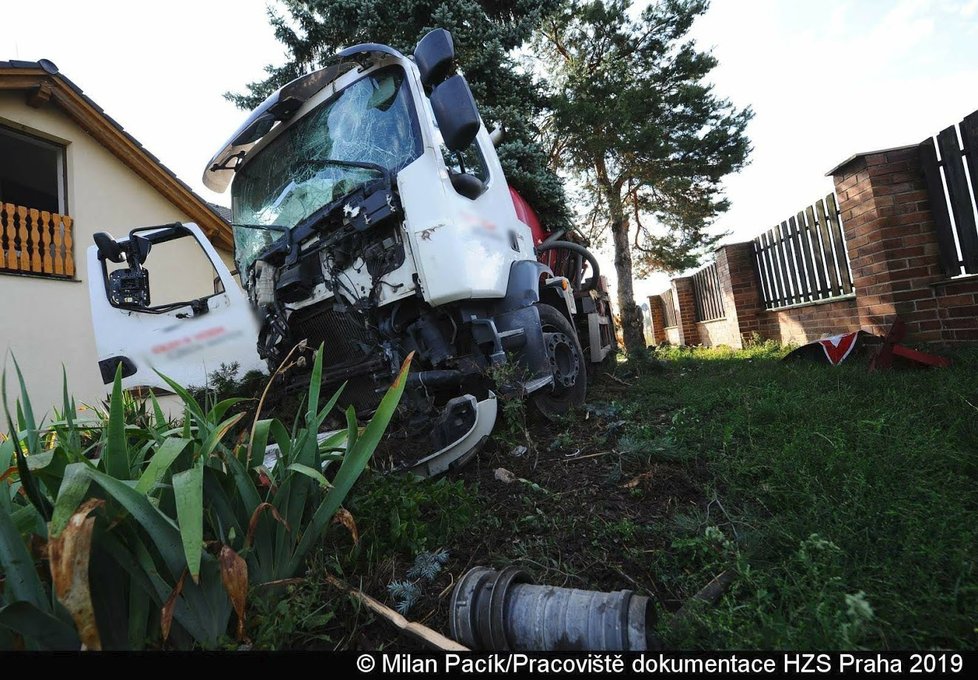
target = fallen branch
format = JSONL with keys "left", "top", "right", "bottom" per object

{"left": 668, "top": 569, "right": 736, "bottom": 629}
{"left": 323, "top": 573, "right": 468, "bottom": 651}
{"left": 604, "top": 373, "right": 634, "bottom": 387}
{"left": 561, "top": 450, "right": 614, "bottom": 462}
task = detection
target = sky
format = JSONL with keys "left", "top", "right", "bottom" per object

{"left": 3, "top": 0, "right": 978, "bottom": 302}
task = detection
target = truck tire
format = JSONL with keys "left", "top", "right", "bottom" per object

{"left": 531, "top": 303, "right": 588, "bottom": 420}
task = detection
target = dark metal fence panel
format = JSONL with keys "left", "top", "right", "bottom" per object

{"left": 752, "top": 193, "right": 854, "bottom": 309}
{"left": 919, "top": 110, "right": 978, "bottom": 277}
{"left": 692, "top": 261, "right": 725, "bottom": 322}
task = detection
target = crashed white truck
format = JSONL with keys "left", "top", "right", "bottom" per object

{"left": 87, "top": 30, "right": 616, "bottom": 476}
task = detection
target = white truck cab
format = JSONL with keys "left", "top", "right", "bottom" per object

{"left": 88, "top": 30, "right": 602, "bottom": 474}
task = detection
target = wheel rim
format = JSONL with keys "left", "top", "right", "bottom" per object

{"left": 543, "top": 330, "right": 580, "bottom": 391}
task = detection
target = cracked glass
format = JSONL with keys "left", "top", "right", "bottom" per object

{"left": 231, "top": 65, "right": 421, "bottom": 273}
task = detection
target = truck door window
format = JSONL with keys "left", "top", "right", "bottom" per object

{"left": 442, "top": 139, "right": 489, "bottom": 184}
{"left": 104, "top": 230, "right": 223, "bottom": 310}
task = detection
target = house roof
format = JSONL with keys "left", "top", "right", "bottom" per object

{"left": 0, "top": 59, "right": 233, "bottom": 249}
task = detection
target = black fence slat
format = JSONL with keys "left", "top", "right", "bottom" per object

{"left": 768, "top": 229, "right": 786, "bottom": 308}
{"left": 805, "top": 204, "right": 828, "bottom": 298}
{"left": 759, "top": 235, "right": 777, "bottom": 309}
{"left": 789, "top": 218, "right": 805, "bottom": 303}
{"left": 795, "top": 211, "right": 818, "bottom": 302}
{"left": 788, "top": 216, "right": 808, "bottom": 303}
{"left": 756, "top": 234, "right": 770, "bottom": 308}
{"left": 708, "top": 264, "right": 717, "bottom": 319}
{"left": 936, "top": 126, "right": 978, "bottom": 274}
{"left": 693, "top": 271, "right": 702, "bottom": 321}
{"left": 752, "top": 240, "right": 769, "bottom": 306}
{"left": 824, "top": 194, "right": 853, "bottom": 294}
{"left": 772, "top": 224, "right": 786, "bottom": 306}
{"left": 919, "top": 139, "right": 961, "bottom": 277}
{"left": 781, "top": 218, "right": 802, "bottom": 304}
{"left": 814, "top": 197, "right": 841, "bottom": 296}
{"left": 713, "top": 263, "right": 725, "bottom": 317}
{"left": 962, "top": 111, "right": 978, "bottom": 235}
{"left": 772, "top": 223, "right": 789, "bottom": 305}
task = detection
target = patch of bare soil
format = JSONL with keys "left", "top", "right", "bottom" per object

{"left": 345, "top": 370, "right": 707, "bottom": 650}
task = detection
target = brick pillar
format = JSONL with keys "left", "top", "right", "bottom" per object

{"left": 715, "top": 241, "right": 768, "bottom": 346}
{"left": 671, "top": 276, "right": 698, "bottom": 346}
{"left": 830, "top": 146, "right": 944, "bottom": 341}
{"left": 647, "top": 295, "right": 667, "bottom": 345}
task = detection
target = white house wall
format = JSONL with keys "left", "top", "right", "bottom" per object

{"left": 1, "top": 91, "right": 234, "bottom": 427}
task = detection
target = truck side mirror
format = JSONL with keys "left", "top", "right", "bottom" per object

{"left": 414, "top": 28, "right": 455, "bottom": 88}
{"left": 93, "top": 232, "right": 124, "bottom": 263}
{"left": 129, "top": 234, "right": 152, "bottom": 265}
{"left": 431, "top": 75, "right": 481, "bottom": 152}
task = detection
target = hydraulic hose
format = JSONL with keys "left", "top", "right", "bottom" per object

{"left": 534, "top": 240, "right": 601, "bottom": 292}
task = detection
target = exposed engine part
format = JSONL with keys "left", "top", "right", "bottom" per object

{"left": 408, "top": 312, "right": 456, "bottom": 366}
{"left": 449, "top": 566, "right": 659, "bottom": 651}
{"left": 253, "top": 260, "right": 276, "bottom": 307}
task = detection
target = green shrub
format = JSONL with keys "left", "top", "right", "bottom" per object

{"left": 0, "top": 347, "right": 409, "bottom": 650}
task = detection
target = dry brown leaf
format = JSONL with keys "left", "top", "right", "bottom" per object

{"left": 245, "top": 502, "right": 291, "bottom": 548}
{"left": 47, "top": 498, "right": 104, "bottom": 651}
{"left": 332, "top": 507, "right": 359, "bottom": 545}
{"left": 219, "top": 545, "right": 249, "bottom": 641}
{"left": 161, "top": 569, "right": 188, "bottom": 642}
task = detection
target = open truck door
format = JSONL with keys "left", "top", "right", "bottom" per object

{"left": 87, "top": 222, "right": 264, "bottom": 393}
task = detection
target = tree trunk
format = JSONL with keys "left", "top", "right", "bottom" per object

{"left": 609, "top": 204, "right": 646, "bottom": 356}
{"left": 594, "top": 160, "right": 645, "bottom": 357}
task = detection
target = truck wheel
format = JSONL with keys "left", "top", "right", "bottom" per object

{"left": 531, "top": 303, "right": 588, "bottom": 420}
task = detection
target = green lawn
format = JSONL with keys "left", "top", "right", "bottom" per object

{"left": 267, "top": 340, "right": 978, "bottom": 651}
{"left": 631, "top": 341, "right": 978, "bottom": 649}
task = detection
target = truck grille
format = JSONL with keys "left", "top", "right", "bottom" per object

{"left": 289, "top": 302, "right": 374, "bottom": 368}
{"left": 288, "top": 301, "right": 386, "bottom": 412}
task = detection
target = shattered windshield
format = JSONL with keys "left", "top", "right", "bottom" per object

{"left": 231, "top": 65, "right": 422, "bottom": 273}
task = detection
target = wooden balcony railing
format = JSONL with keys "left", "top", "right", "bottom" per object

{"left": 0, "top": 202, "right": 74, "bottom": 278}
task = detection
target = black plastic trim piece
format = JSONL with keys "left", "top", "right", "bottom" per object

{"left": 98, "top": 356, "right": 137, "bottom": 384}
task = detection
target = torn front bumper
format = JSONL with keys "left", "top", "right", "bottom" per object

{"left": 263, "top": 391, "right": 497, "bottom": 478}
{"left": 406, "top": 392, "right": 497, "bottom": 477}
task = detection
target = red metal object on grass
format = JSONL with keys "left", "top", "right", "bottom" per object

{"left": 869, "top": 319, "right": 951, "bottom": 371}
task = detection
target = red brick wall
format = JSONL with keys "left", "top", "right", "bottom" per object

{"left": 934, "top": 278, "right": 978, "bottom": 342}
{"left": 657, "top": 143, "right": 978, "bottom": 348}
{"left": 833, "top": 146, "right": 946, "bottom": 341}
{"left": 722, "top": 242, "right": 765, "bottom": 346}
{"left": 760, "top": 298, "right": 861, "bottom": 345}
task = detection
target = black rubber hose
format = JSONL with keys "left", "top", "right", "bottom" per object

{"left": 534, "top": 240, "right": 601, "bottom": 292}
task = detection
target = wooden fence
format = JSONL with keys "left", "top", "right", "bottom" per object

{"left": 919, "top": 111, "right": 978, "bottom": 277}
{"left": 661, "top": 289, "right": 678, "bottom": 328}
{"left": 752, "top": 193, "right": 853, "bottom": 309}
{"left": 0, "top": 203, "right": 74, "bottom": 278}
{"left": 692, "top": 261, "right": 724, "bottom": 321}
